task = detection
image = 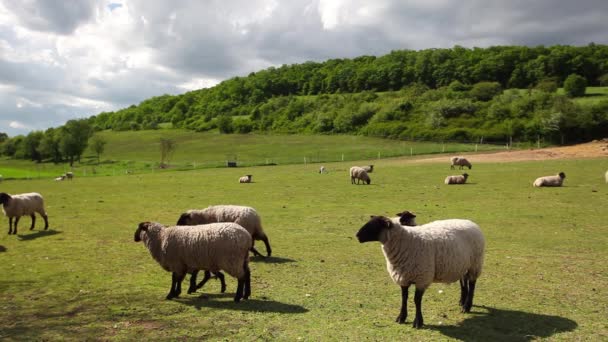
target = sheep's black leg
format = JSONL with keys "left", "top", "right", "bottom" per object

{"left": 235, "top": 278, "right": 244, "bottom": 303}
{"left": 396, "top": 285, "right": 409, "bottom": 324}
{"left": 243, "top": 264, "right": 251, "bottom": 300}
{"left": 30, "top": 214, "right": 36, "bottom": 230}
{"left": 13, "top": 217, "right": 20, "bottom": 235}
{"left": 216, "top": 272, "right": 226, "bottom": 293}
{"left": 195, "top": 271, "right": 213, "bottom": 290}
{"left": 166, "top": 273, "right": 178, "bottom": 300}
{"left": 250, "top": 246, "right": 264, "bottom": 258}
{"left": 463, "top": 280, "right": 476, "bottom": 313}
{"left": 8, "top": 217, "right": 13, "bottom": 235}
{"left": 174, "top": 272, "right": 185, "bottom": 298}
{"left": 459, "top": 278, "right": 469, "bottom": 308}
{"left": 412, "top": 288, "right": 425, "bottom": 328}
{"left": 188, "top": 270, "right": 199, "bottom": 294}
{"left": 42, "top": 214, "right": 48, "bottom": 230}
{"left": 261, "top": 236, "right": 272, "bottom": 257}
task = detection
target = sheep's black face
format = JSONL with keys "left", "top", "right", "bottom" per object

{"left": 134, "top": 222, "right": 149, "bottom": 242}
{"left": 365, "top": 178, "right": 371, "bottom": 185}
{"left": 0, "top": 192, "right": 10, "bottom": 205}
{"left": 176, "top": 213, "right": 190, "bottom": 225}
{"left": 559, "top": 172, "right": 566, "bottom": 179}
{"left": 396, "top": 211, "right": 416, "bottom": 225}
{"left": 356, "top": 216, "right": 391, "bottom": 243}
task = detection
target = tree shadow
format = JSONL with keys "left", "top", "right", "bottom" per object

{"left": 251, "top": 256, "right": 296, "bottom": 264}
{"left": 426, "top": 305, "right": 577, "bottom": 341}
{"left": 17, "top": 230, "right": 62, "bottom": 241}
{"left": 0, "top": 245, "right": 6, "bottom": 252}
{"left": 177, "top": 295, "right": 308, "bottom": 314}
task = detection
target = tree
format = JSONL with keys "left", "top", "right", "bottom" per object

{"left": 159, "top": 138, "right": 176, "bottom": 168}
{"left": 38, "top": 128, "right": 63, "bottom": 163}
{"left": 90, "top": 135, "right": 107, "bottom": 164}
{"left": 216, "top": 115, "right": 234, "bottom": 133}
{"left": 469, "top": 82, "right": 502, "bottom": 101}
{"left": 60, "top": 119, "right": 93, "bottom": 166}
{"left": 563, "top": 74, "right": 587, "bottom": 98}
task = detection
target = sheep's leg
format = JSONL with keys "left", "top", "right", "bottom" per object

{"left": 235, "top": 278, "right": 245, "bottom": 303}
{"left": 459, "top": 278, "right": 469, "bottom": 308}
{"left": 8, "top": 217, "right": 13, "bottom": 235}
{"left": 166, "top": 272, "right": 185, "bottom": 300}
{"left": 412, "top": 288, "right": 425, "bottom": 328}
{"left": 462, "top": 280, "right": 476, "bottom": 313}
{"left": 42, "top": 213, "right": 48, "bottom": 230}
{"left": 13, "top": 217, "right": 20, "bottom": 235}
{"left": 216, "top": 272, "right": 226, "bottom": 293}
{"left": 188, "top": 270, "right": 199, "bottom": 294}
{"left": 250, "top": 246, "right": 265, "bottom": 258}
{"left": 195, "top": 271, "right": 213, "bottom": 290}
{"left": 166, "top": 273, "right": 179, "bottom": 300}
{"left": 261, "top": 236, "right": 272, "bottom": 257}
{"left": 243, "top": 264, "right": 251, "bottom": 300}
{"left": 396, "top": 285, "right": 409, "bottom": 324}
{"left": 30, "top": 214, "right": 36, "bottom": 230}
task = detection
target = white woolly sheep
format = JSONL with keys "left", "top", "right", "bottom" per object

{"left": 1, "top": 192, "right": 49, "bottom": 235}
{"left": 361, "top": 165, "right": 374, "bottom": 173}
{"left": 66, "top": 171, "right": 74, "bottom": 180}
{"left": 319, "top": 166, "right": 326, "bottom": 174}
{"left": 54, "top": 176, "right": 65, "bottom": 181}
{"left": 239, "top": 175, "right": 252, "bottom": 183}
{"left": 350, "top": 166, "right": 371, "bottom": 185}
{"left": 356, "top": 216, "right": 485, "bottom": 328}
{"left": 134, "top": 221, "right": 252, "bottom": 302}
{"left": 445, "top": 173, "right": 469, "bottom": 185}
{"left": 393, "top": 211, "right": 417, "bottom": 226}
{"left": 177, "top": 205, "right": 271, "bottom": 257}
{"left": 605, "top": 170, "right": 608, "bottom": 184}
{"left": 450, "top": 157, "right": 472, "bottom": 170}
{"left": 533, "top": 172, "right": 566, "bottom": 187}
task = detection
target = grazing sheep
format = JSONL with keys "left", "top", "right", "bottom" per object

{"left": 533, "top": 172, "right": 566, "bottom": 187}
{"left": 66, "top": 171, "right": 74, "bottom": 180}
{"left": 361, "top": 165, "right": 374, "bottom": 173}
{"left": 54, "top": 175, "right": 65, "bottom": 181}
{"left": 356, "top": 216, "right": 485, "bottom": 328}
{"left": 239, "top": 175, "right": 252, "bottom": 183}
{"left": 445, "top": 173, "right": 469, "bottom": 185}
{"left": 0, "top": 192, "right": 49, "bottom": 235}
{"left": 450, "top": 157, "right": 472, "bottom": 170}
{"left": 350, "top": 166, "right": 371, "bottom": 185}
{"left": 394, "top": 211, "right": 417, "bottom": 226}
{"left": 319, "top": 166, "right": 326, "bottom": 174}
{"left": 177, "top": 205, "right": 271, "bottom": 257}
{"left": 134, "top": 221, "right": 252, "bottom": 302}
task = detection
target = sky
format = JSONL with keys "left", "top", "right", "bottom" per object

{"left": 1, "top": 0, "right": 607, "bottom": 136}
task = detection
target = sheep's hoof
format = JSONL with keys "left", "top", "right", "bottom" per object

{"left": 234, "top": 296, "right": 241, "bottom": 303}
{"left": 187, "top": 287, "right": 197, "bottom": 294}
{"left": 30, "top": 227, "right": 34, "bottom": 230}
{"left": 412, "top": 317, "right": 424, "bottom": 329}
{"left": 221, "top": 285, "right": 227, "bottom": 293}
{"left": 395, "top": 315, "right": 406, "bottom": 324}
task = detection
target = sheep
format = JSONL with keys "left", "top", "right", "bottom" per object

{"left": 533, "top": 172, "right": 566, "bottom": 187}
{"left": 319, "top": 166, "right": 326, "bottom": 174}
{"left": 450, "top": 157, "right": 472, "bottom": 170}
{"left": 177, "top": 205, "right": 271, "bottom": 257}
{"left": 605, "top": 170, "right": 608, "bottom": 184}
{"left": 361, "top": 165, "right": 374, "bottom": 173}
{"left": 394, "top": 211, "right": 417, "bottom": 226}
{"left": 445, "top": 173, "right": 469, "bottom": 185}
{"left": 134, "top": 221, "right": 252, "bottom": 302}
{"left": 350, "top": 166, "right": 371, "bottom": 185}
{"left": 54, "top": 176, "right": 65, "bottom": 181}
{"left": 66, "top": 171, "right": 74, "bottom": 180}
{"left": 0, "top": 192, "right": 49, "bottom": 235}
{"left": 239, "top": 175, "right": 252, "bottom": 183}
{"left": 356, "top": 215, "right": 485, "bottom": 328}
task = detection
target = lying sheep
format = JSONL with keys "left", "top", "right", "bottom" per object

{"left": 445, "top": 173, "right": 469, "bottom": 185}
{"left": 394, "top": 211, "right": 417, "bottom": 226}
{"left": 239, "top": 175, "right": 252, "bottom": 183}
{"left": 361, "top": 165, "right": 374, "bottom": 173}
{"left": 54, "top": 176, "right": 65, "bottom": 181}
{"left": 450, "top": 157, "right": 472, "bottom": 170}
{"left": 134, "top": 221, "right": 252, "bottom": 302}
{"left": 533, "top": 172, "right": 566, "bottom": 187}
{"left": 177, "top": 205, "right": 271, "bottom": 257}
{"left": 0, "top": 192, "right": 49, "bottom": 235}
{"left": 350, "top": 166, "right": 371, "bottom": 185}
{"left": 356, "top": 216, "right": 485, "bottom": 328}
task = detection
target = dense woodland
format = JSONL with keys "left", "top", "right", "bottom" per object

{"left": 2, "top": 44, "right": 608, "bottom": 162}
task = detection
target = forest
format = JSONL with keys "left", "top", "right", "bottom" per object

{"left": 2, "top": 44, "right": 608, "bottom": 162}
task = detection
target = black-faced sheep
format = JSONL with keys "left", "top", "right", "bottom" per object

{"left": 445, "top": 173, "right": 469, "bottom": 185}
{"left": 533, "top": 172, "right": 566, "bottom": 187}
{"left": 350, "top": 166, "right": 371, "bottom": 185}
{"left": 450, "top": 157, "right": 472, "bottom": 170}
{"left": 361, "top": 165, "right": 374, "bottom": 173}
{"left": 239, "top": 175, "right": 252, "bottom": 183}
{"left": 0, "top": 192, "right": 49, "bottom": 235}
{"left": 356, "top": 216, "right": 484, "bottom": 328}
{"left": 394, "top": 211, "right": 417, "bottom": 226}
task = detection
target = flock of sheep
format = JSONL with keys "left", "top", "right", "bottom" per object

{"left": 1, "top": 155, "right": 606, "bottom": 330}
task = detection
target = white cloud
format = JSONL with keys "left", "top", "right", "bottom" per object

{"left": 9, "top": 120, "right": 28, "bottom": 129}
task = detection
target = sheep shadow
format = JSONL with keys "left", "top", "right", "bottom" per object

{"left": 426, "top": 305, "right": 577, "bottom": 341}
{"left": 178, "top": 295, "right": 308, "bottom": 314}
{"left": 17, "top": 230, "right": 62, "bottom": 241}
{"left": 251, "top": 256, "right": 296, "bottom": 264}
{"left": 0, "top": 245, "right": 6, "bottom": 252}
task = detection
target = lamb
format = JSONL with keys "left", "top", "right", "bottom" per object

{"left": 177, "top": 205, "right": 271, "bottom": 257}
{"left": 319, "top": 166, "right": 326, "bottom": 174}
{"left": 54, "top": 175, "right": 65, "bottom": 181}
{"left": 356, "top": 215, "right": 484, "bottom": 328}
{"left": 134, "top": 221, "right": 252, "bottom": 302}
{"left": 450, "top": 157, "right": 472, "bottom": 170}
{"left": 445, "top": 173, "right": 469, "bottom": 185}
{"left": 239, "top": 175, "right": 252, "bottom": 183}
{"left": 533, "top": 172, "right": 566, "bottom": 187}
{"left": 361, "top": 165, "right": 374, "bottom": 173}
{"left": 394, "top": 211, "right": 417, "bottom": 226}
{"left": 0, "top": 192, "right": 49, "bottom": 235}
{"left": 66, "top": 172, "right": 74, "bottom": 180}
{"left": 350, "top": 166, "right": 371, "bottom": 185}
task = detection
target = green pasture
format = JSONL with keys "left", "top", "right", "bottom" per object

{"left": 0, "top": 131, "right": 503, "bottom": 179}
{"left": 1, "top": 157, "right": 607, "bottom": 340}
{"left": 563, "top": 86, "right": 608, "bottom": 106}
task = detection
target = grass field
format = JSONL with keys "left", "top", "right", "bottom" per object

{"left": 0, "top": 131, "right": 503, "bottom": 179}
{"left": 562, "top": 86, "right": 608, "bottom": 106}
{"left": 1, "top": 155, "right": 607, "bottom": 340}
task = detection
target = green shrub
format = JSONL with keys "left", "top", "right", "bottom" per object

{"left": 563, "top": 74, "right": 587, "bottom": 98}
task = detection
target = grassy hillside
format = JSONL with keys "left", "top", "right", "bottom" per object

{"left": 0, "top": 131, "right": 503, "bottom": 179}
{"left": 569, "top": 86, "right": 608, "bottom": 106}
{"left": 1, "top": 156, "right": 607, "bottom": 340}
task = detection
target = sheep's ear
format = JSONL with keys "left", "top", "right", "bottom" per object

{"left": 138, "top": 222, "right": 150, "bottom": 231}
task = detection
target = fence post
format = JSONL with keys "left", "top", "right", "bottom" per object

{"left": 410, "top": 147, "right": 413, "bottom": 156}
{"left": 304, "top": 157, "right": 307, "bottom": 165}
{"left": 475, "top": 144, "right": 478, "bottom": 152}
{"left": 342, "top": 154, "right": 344, "bottom": 161}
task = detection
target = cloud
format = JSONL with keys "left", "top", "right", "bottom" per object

{"left": 0, "top": 0, "right": 607, "bottom": 136}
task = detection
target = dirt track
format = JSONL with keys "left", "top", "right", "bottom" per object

{"left": 400, "top": 139, "right": 608, "bottom": 164}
